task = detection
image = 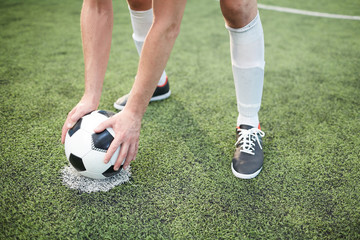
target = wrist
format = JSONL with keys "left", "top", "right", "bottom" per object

{"left": 120, "top": 107, "right": 144, "bottom": 131}
{"left": 81, "top": 93, "right": 100, "bottom": 109}
{"left": 122, "top": 90, "right": 151, "bottom": 119}
{"left": 122, "top": 104, "right": 146, "bottom": 120}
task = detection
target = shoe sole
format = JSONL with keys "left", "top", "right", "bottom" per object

{"left": 231, "top": 162, "right": 262, "bottom": 179}
{"left": 113, "top": 90, "right": 171, "bottom": 110}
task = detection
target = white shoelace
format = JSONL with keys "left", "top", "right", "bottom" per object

{"left": 235, "top": 128, "right": 265, "bottom": 155}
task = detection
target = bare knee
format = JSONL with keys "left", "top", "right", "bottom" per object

{"left": 152, "top": 20, "right": 181, "bottom": 42}
{"left": 220, "top": 0, "right": 257, "bottom": 28}
{"left": 127, "top": 0, "right": 152, "bottom": 11}
{"left": 83, "top": 0, "right": 113, "bottom": 14}
{"left": 151, "top": 4, "right": 183, "bottom": 42}
{"left": 166, "top": 22, "right": 181, "bottom": 40}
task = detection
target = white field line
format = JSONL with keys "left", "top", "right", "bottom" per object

{"left": 214, "top": 0, "right": 360, "bottom": 21}
{"left": 257, "top": 4, "right": 360, "bottom": 21}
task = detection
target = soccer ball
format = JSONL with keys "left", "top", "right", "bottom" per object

{"left": 64, "top": 110, "right": 123, "bottom": 179}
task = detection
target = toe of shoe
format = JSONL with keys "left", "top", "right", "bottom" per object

{"left": 231, "top": 152, "right": 263, "bottom": 179}
{"left": 114, "top": 94, "right": 129, "bottom": 109}
{"left": 231, "top": 162, "right": 262, "bottom": 179}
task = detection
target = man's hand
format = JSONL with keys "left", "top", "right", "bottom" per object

{"left": 94, "top": 109, "right": 141, "bottom": 170}
{"left": 61, "top": 98, "right": 98, "bottom": 144}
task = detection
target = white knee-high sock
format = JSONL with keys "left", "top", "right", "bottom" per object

{"left": 128, "top": 7, "right": 167, "bottom": 86}
{"left": 226, "top": 12, "right": 265, "bottom": 128}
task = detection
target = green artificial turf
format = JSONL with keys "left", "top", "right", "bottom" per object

{"left": 1, "top": 0, "right": 359, "bottom": 239}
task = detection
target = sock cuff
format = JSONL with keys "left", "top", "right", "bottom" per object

{"left": 128, "top": 6, "right": 153, "bottom": 41}
{"left": 225, "top": 11, "right": 260, "bottom": 33}
{"left": 237, "top": 114, "right": 259, "bottom": 128}
{"left": 128, "top": 6, "right": 153, "bottom": 17}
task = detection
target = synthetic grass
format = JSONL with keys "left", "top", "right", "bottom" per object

{"left": 1, "top": 0, "right": 360, "bottom": 239}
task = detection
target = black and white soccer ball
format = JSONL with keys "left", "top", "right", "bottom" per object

{"left": 64, "top": 110, "right": 123, "bottom": 179}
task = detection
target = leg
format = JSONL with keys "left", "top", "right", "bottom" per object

{"left": 221, "top": 0, "right": 264, "bottom": 127}
{"left": 221, "top": 0, "right": 266, "bottom": 179}
{"left": 127, "top": 0, "right": 151, "bottom": 10}
{"left": 127, "top": 0, "right": 167, "bottom": 86}
{"left": 114, "top": 0, "right": 170, "bottom": 110}
{"left": 127, "top": 0, "right": 153, "bottom": 55}
{"left": 124, "top": 0, "right": 186, "bottom": 113}
{"left": 220, "top": 0, "right": 257, "bottom": 28}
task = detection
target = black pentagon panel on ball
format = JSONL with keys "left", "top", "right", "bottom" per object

{"left": 69, "top": 153, "right": 86, "bottom": 171}
{"left": 102, "top": 165, "right": 123, "bottom": 178}
{"left": 68, "top": 118, "right": 82, "bottom": 137}
{"left": 98, "top": 110, "right": 115, "bottom": 118}
{"left": 91, "top": 129, "right": 114, "bottom": 151}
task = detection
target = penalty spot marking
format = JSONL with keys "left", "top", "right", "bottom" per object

{"left": 61, "top": 166, "right": 131, "bottom": 193}
{"left": 257, "top": 4, "right": 360, "bottom": 21}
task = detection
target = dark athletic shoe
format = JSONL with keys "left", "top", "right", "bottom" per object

{"left": 113, "top": 77, "right": 171, "bottom": 110}
{"left": 232, "top": 124, "right": 265, "bottom": 179}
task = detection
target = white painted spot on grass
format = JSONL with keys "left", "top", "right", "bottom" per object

{"left": 61, "top": 166, "right": 131, "bottom": 193}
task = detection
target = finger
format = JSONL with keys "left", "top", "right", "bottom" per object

{"left": 67, "top": 107, "right": 76, "bottom": 117}
{"left": 61, "top": 123, "right": 68, "bottom": 144}
{"left": 94, "top": 119, "right": 111, "bottom": 133}
{"left": 124, "top": 143, "right": 137, "bottom": 167}
{"left": 123, "top": 141, "right": 139, "bottom": 170}
{"left": 104, "top": 136, "right": 122, "bottom": 164}
{"left": 67, "top": 110, "right": 84, "bottom": 129}
{"left": 114, "top": 143, "right": 129, "bottom": 171}
{"left": 61, "top": 110, "right": 76, "bottom": 144}
{"left": 135, "top": 141, "right": 139, "bottom": 157}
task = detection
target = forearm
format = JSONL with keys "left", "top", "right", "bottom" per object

{"left": 81, "top": 0, "right": 113, "bottom": 106}
{"left": 124, "top": 0, "right": 187, "bottom": 118}
{"left": 124, "top": 27, "right": 177, "bottom": 117}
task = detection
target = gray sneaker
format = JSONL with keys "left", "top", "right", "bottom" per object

{"left": 113, "top": 77, "right": 171, "bottom": 110}
{"left": 231, "top": 124, "right": 265, "bottom": 179}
